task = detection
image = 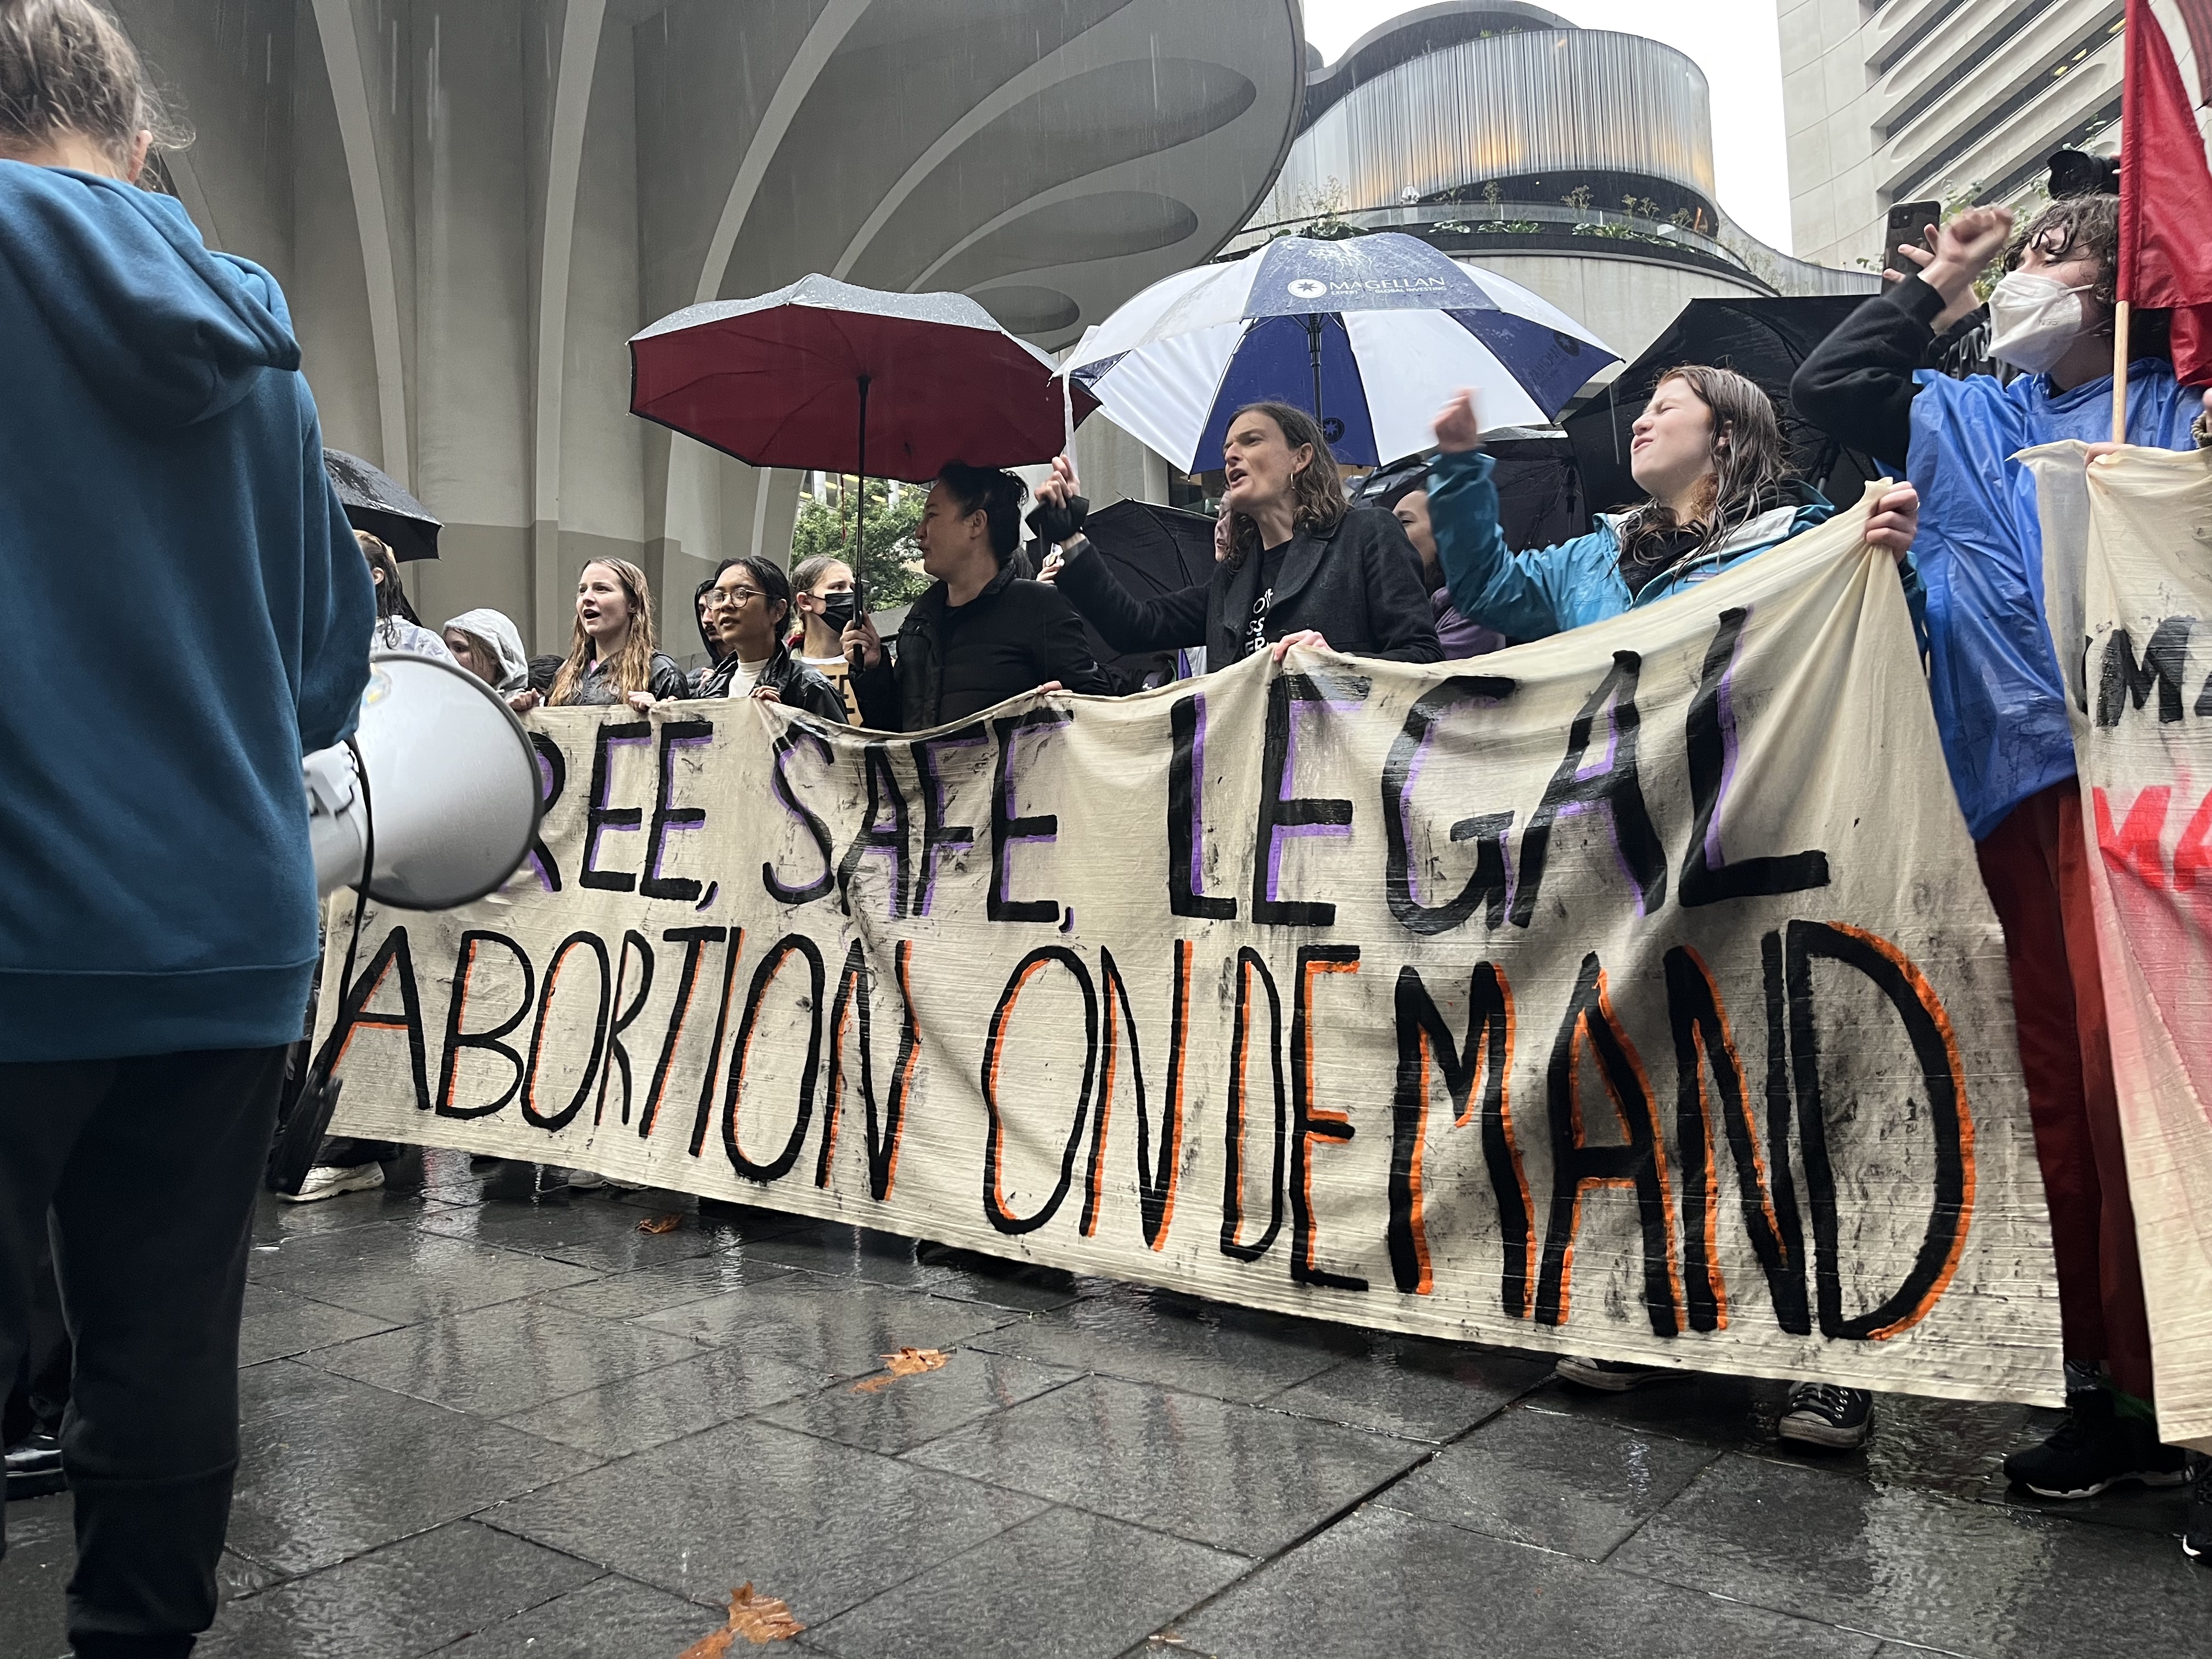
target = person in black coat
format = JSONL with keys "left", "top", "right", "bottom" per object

{"left": 687, "top": 556, "right": 848, "bottom": 723}
{"left": 845, "top": 462, "right": 1113, "bottom": 730}
{"left": 1035, "top": 400, "right": 1441, "bottom": 667}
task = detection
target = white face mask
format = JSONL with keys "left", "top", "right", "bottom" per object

{"left": 1987, "top": 271, "right": 2095, "bottom": 374}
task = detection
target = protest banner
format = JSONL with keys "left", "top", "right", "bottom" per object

{"left": 318, "top": 498, "right": 2061, "bottom": 1404}
{"left": 2028, "top": 442, "right": 2212, "bottom": 1451}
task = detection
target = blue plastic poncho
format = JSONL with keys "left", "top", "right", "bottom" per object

{"left": 1908, "top": 358, "right": 2203, "bottom": 840}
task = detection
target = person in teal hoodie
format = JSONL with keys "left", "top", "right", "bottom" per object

{"left": 0, "top": 3, "right": 373, "bottom": 1650}
{"left": 1423, "top": 365, "right": 1921, "bottom": 1457}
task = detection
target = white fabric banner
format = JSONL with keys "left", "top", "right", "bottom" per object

{"left": 2028, "top": 442, "right": 2212, "bottom": 1450}
{"left": 319, "top": 500, "right": 2061, "bottom": 1404}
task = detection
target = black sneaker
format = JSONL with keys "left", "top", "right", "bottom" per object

{"left": 2002, "top": 1387, "right": 2190, "bottom": 1499}
{"left": 1553, "top": 1356, "right": 1678, "bottom": 1392}
{"left": 1779, "top": 1383, "right": 1874, "bottom": 1449}
{"left": 2184, "top": 1457, "right": 2210, "bottom": 1563}
{"left": 4, "top": 1431, "right": 64, "bottom": 1500}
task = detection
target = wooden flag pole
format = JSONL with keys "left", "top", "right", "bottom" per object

{"left": 2112, "top": 300, "right": 2131, "bottom": 443}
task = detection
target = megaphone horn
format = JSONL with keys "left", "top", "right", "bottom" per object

{"left": 305, "top": 651, "right": 545, "bottom": 910}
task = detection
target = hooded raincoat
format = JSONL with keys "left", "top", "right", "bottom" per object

{"left": 1905, "top": 361, "right": 2203, "bottom": 838}
{"left": 443, "top": 607, "right": 531, "bottom": 692}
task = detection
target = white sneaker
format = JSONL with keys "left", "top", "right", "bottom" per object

{"left": 563, "top": 1168, "right": 606, "bottom": 1190}
{"left": 279, "top": 1162, "right": 385, "bottom": 1204}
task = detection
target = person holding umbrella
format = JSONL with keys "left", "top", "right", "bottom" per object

{"left": 1036, "top": 402, "right": 1441, "bottom": 667}
{"left": 843, "top": 463, "right": 1112, "bottom": 729}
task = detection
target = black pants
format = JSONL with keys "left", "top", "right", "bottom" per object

{"left": 0, "top": 1047, "right": 285, "bottom": 1658}
{"left": 2, "top": 1231, "right": 69, "bottom": 1444}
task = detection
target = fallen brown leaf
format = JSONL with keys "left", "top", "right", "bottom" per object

{"left": 849, "top": 1346, "right": 950, "bottom": 1393}
{"left": 637, "top": 1212, "right": 683, "bottom": 1234}
{"left": 676, "top": 1583, "right": 805, "bottom": 1655}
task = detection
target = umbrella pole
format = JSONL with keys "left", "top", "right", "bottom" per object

{"left": 850, "top": 375, "right": 871, "bottom": 682}
{"left": 1305, "top": 316, "right": 1327, "bottom": 449}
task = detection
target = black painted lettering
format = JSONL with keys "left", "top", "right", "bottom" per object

{"left": 1289, "top": 945, "right": 1367, "bottom": 1291}
{"left": 1382, "top": 674, "right": 1517, "bottom": 935}
{"left": 520, "top": 932, "right": 612, "bottom": 1132}
{"left": 1666, "top": 943, "right": 1808, "bottom": 1335}
{"left": 1511, "top": 653, "right": 1667, "bottom": 927}
{"left": 1254, "top": 672, "right": 1371, "bottom": 927}
{"left": 1679, "top": 610, "right": 1829, "bottom": 907}
{"left": 989, "top": 709, "right": 1071, "bottom": 924}
{"left": 640, "top": 719, "right": 714, "bottom": 901}
{"left": 1389, "top": 963, "right": 1526, "bottom": 1310}
{"left": 979, "top": 946, "right": 1098, "bottom": 1233}
{"left": 1534, "top": 952, "right": 1685, "bottom": 1335}
{"left": 763, "top": 727, "right": 837, "bottom": 905}
{"left": 435, "top": 930, "right": 535, "bottom": 1120}
{"left": 579, "top": 721, "right": 652, "bottom": 892}
{"left": 1168, "top": 693, "right": 1237, "bottom": 919}
{"left": 722, "top": 934, "right": 826, "bottom": 1183}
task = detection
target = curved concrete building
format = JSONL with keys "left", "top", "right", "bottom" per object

{"left": 114, "top": 1, "right": 1304, "bottom": 646}
{"left": 1235, "top": 3, "right": 1873, "bottom": 377}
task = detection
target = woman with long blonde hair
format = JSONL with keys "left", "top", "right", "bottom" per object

{"left": 511, "top": 557, "right": 689, "bottom": 712}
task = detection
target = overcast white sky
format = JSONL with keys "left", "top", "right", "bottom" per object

{"left": 1301, "top": 1, "right": 1796, "bottom": 253}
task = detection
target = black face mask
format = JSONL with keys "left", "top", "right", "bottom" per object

{"left": 818, "top": 591, "right": 859, "bottom": 632}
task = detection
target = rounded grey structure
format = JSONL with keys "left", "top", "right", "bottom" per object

{"left": 1262, "top": 19, "right": 1722, "bottom": 230}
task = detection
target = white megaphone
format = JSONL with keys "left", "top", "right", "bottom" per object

{"left": 304, "top": 651, "right": 544, "bottom": 907}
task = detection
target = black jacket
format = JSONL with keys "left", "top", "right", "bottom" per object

{"left": 1790, "top": 276, "right": 1966, "bottom": 466}
{"left": 853, "top": 562, "right": 1113, "bottom": 731}
{"left": 1057, "top": 504, "right": 1441, "bottom": 665}
{"left": 687, "top": 649, "right": 848, "bottom": 723}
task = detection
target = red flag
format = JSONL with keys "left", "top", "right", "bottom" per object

{"left": 2120, "top": 0, "right": 2212, "bottom": 383}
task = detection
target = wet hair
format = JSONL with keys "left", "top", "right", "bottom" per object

{"left": 1613, "top": 365, "right": 1792, "bottom": 569}
{"left": 2008, "top": 193, "right": 2120, "bottom": 309}
{"left": 2002, "top": 193, "right": 2169, "bottom": 358}
{"left": 0, "top": 0, "right": 189, "bottom": 171}
{"left": 1223, "top": 401, "right": 1348, "bottom": 567}
{"left": 935, "top": 462, "right": 1027, "bottom": 564}
{"left": 549, "top": 557, "right": 658, "bottom": 706}
{"left": 356, "top": 530, "right": 422, "bottom": 628}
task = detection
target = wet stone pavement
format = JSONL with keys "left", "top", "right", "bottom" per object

{"left": 2, "top": 1147, "right": 2202, "bottom": 1658}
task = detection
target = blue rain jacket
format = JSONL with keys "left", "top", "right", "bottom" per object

{"left": 1426, "top": 447, "right": 1843, "bottom": 639}
{"left": 1907, "top": 359, "right": 2203, "bottom": 840}
{"left": 0, "top": 162, "right": 374, "bottom": 1062}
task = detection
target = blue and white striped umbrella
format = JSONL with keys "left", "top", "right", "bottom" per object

{"left": 1064, "top": 233, "right": 1619, "bottom": 470}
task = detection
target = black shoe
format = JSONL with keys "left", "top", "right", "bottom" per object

{"left": 2185, "top": 1457, "right": 2210, "bottom": 1563}
{"left": 1553, "top": 1356, "right": 1679, "bottom": 1392}
{"left": 4, "top": 1431, "right": 65, "bottom": 1500}
{"left": 2002, "top": 1388, "right": 2190, "bottom": 1499}
{"left": 1779, "top": 1383, "right": 1874, "bottom": 1450}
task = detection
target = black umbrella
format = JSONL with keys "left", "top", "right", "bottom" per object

{"left": 323, "top": 448, "right": 442, "bottom": 562}
{"left": 1081, "top": 499, "right": 1216, "bottom": 596}
{"left": 1560, "top": 295, "right": 1883, "bottom": 514}
{"left": 1061, "top": 499, "right": 1217, "bottom": 690}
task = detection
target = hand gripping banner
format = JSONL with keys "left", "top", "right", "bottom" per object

{"left": 2027, "top": 442, "right": 2212, "bottom": 1450}
{"left": 317, "top": 498, "right": 2062, "bottom": 1404}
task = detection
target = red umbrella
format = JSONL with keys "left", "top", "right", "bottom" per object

{"left": 629, "top": 274, "right": 1098, "bottom": 484}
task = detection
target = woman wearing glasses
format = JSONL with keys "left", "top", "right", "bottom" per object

{"left": 690, "top": 556, "right": 848, "bottom": 721}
